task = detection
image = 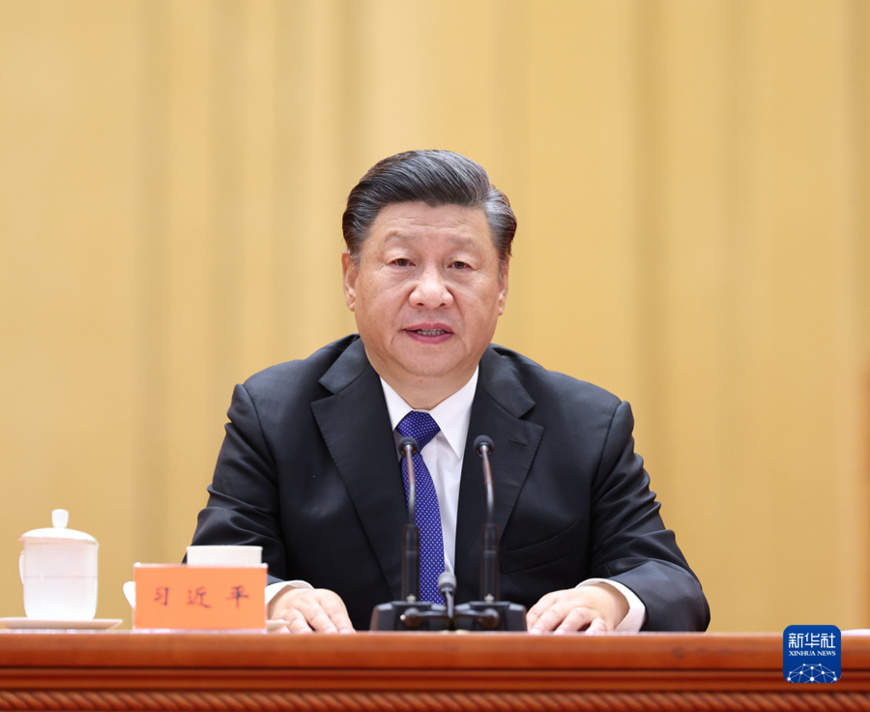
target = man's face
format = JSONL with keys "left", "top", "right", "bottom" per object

{"left": 342, "top": 201, "right": 508, "bottom": 407}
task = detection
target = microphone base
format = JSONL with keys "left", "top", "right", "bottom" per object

{"left": 454, "top": 601, "right": 527, "bottom": 631}
{"left": 370, "top": 600, "right": 527, "bottom": 632}
{"left": 370, "top": 601, "right": 452, "bottom": 631}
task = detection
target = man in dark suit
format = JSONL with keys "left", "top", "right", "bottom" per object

{"left": 191, "top": 150, "right": 709, "bottom": 634}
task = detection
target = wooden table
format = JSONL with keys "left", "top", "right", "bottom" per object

{"left": 1, "top": 631, "right": 868, "bottom": 711}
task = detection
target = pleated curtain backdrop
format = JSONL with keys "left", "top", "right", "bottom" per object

{"left": 0, "top": 0, "right": 867, "bottom": 631}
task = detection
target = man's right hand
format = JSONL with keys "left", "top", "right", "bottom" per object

{"left": 268, "top": 587, "right": 355, "bottom": 633}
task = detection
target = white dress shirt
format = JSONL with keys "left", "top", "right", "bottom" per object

{"left": 382, "top": 370, "right": 477, "bottom": 573}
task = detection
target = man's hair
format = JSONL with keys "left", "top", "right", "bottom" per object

{"left": 342, "top": 150, "right": 516, "bottom": 270}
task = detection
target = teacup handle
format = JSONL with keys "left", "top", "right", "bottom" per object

{"left": 122, "top": 581, "right": 136, "bottom": 609}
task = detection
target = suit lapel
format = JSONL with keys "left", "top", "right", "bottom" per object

{"left": 311, "top": 338, "right": 407, "bottom": 600}
{"left": 454, "top": 347, "right": 543, "bottom": 602}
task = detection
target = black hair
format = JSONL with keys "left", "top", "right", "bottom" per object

{"left": 342, "top": 150, "right": 516, "bottom": 270}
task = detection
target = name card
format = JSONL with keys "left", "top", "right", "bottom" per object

{"left": 133, "top": 564, "right": 267, "bottom": 630}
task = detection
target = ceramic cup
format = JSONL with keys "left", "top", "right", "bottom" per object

{"left": 185, "top": 545, "right": 262, "bottom": 567}
{"left": 18, "top": 510, "right": 99, "bottom": 620}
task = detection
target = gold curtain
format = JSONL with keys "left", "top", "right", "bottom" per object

{"left": 0, "top": 0, "right": 867, "bottom": 631}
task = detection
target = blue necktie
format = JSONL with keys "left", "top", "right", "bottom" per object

{"left": 397, "top": 411, "right": 445, "bottom": 603}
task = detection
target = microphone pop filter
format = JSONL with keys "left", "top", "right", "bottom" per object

{"left": 473, "top": 435, "right": 494, "bottom": 455}
{"left": 398, "top": 436, "right": 419, "bottom": 456}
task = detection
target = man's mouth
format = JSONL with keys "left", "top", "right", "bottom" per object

{"left": 405, "top": 326, "right": 452, "bottom": 338}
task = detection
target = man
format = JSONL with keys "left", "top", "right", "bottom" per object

{"left": 190, "top": 150, "right": 709, "bottom": 634}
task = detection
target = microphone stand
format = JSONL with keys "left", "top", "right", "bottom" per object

{"left": 370, "top": 437, "right": 451, "bottom": 631}
{"left": 452, "top": 436, "right": 527, "bottom": 631}
{"left": 400, "top": 437, "right": 420, "bottom": 604}
{"left": 370, "top": 435, "right": 526, "bottom": 631}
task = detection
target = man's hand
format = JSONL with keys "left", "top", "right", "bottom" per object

{"left": 526, "top": 583, "right": 629, "bottom": 634}
{"left": 268, "top": 587, "right": 355, "bottom": 634}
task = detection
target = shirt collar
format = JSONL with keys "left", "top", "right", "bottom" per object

{"left": 380, "top": 368, "right": 479, "bottom": 459}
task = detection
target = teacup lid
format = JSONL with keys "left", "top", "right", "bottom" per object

{"left": 18, "top": 509, "right": 97, "bottom": 544}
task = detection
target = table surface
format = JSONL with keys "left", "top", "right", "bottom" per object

{"left": 1, "top": 631, "right": 868, "bottom": 711}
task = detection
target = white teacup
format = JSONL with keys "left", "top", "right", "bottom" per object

{"left": 186, "top": 545, "right": 262, "bottom": 567}
{"left": 18, "top": 509, "right": 99, "bottom": 621}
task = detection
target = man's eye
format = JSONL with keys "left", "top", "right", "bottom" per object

{"left": 392, "top": 258, "right": 411, "bottom": 267}
{"left": 450, "top": 261, "right": 469, "bottom": 270}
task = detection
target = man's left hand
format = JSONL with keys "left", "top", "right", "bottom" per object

{"left": 526, "top": 583, "right": 629, "bottom": 634}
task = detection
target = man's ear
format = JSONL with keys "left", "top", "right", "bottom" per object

{"left": 341, "top": 251, "right": 358, "bottom": 311}
{"left": 497, "top": 257, "right": 510, "bottom": 315}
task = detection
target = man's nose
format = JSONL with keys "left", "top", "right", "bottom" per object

{"left": 410, "top": 267, "right": 453, "bottom": 308}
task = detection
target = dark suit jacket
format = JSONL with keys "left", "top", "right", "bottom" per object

{"left": 191, "top": 335, "right": 709, "bottom": 631}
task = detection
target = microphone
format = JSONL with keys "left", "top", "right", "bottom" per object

{"left": 450, "top": 434, "right": 526, "bottom": 631}
{"left": 371, "top": 433, "right": 525, "bottom": 631}
{"left": 398, "top": 436, "right": 420, "bottom": 602}
{"left": 438, "top": 571, "right": 456, "bottom": 624}
{"left": 473, "top": 435, "right": 499, "bottom": 602}
{"left": 370, "top": 436, "right": 453, "bottom": 630}
{"left": 370, "top": 435, "right": 451, "bottom": 630}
